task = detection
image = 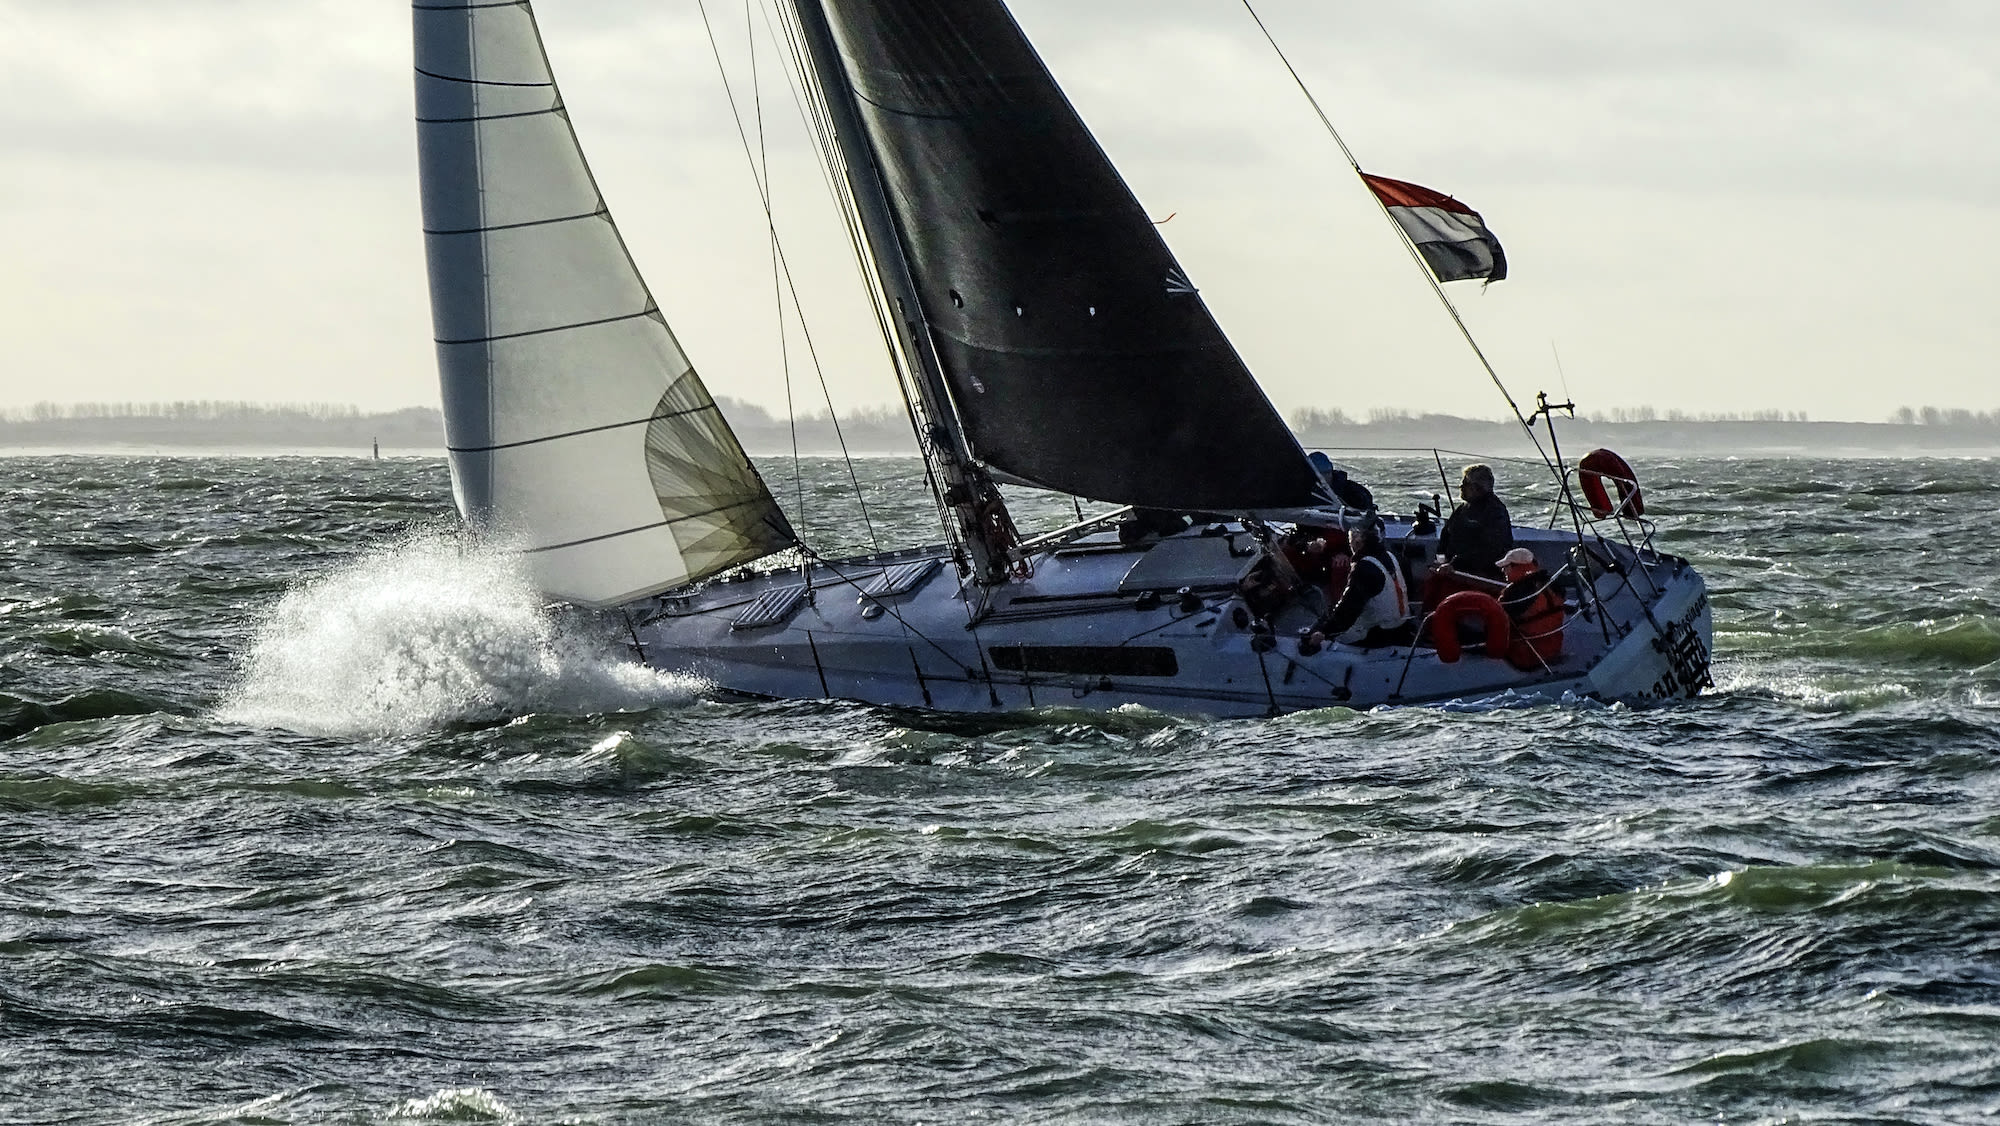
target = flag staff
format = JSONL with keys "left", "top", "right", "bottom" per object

{"left": 1237, "top": 0, "right": 1555, "bottom": 470}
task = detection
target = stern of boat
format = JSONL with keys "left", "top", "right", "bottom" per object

{"left": 1582, "top": 558, "right": 1714, "bottom": 702}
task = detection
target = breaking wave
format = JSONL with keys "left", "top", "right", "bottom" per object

{"left": 217, "top": 530, "right": 700, "bottom": 738}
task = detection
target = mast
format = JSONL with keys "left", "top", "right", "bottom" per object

{"left": 787, "top": 0, "right": 1012, "bottom": 585}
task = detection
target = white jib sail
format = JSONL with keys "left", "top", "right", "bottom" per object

{"left": 413, "top": 0, "right": 793, "bottom": 607}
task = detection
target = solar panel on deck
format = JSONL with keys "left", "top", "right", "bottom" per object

{"left": 861, "top": 558, "right": 940, "bottom": 599}
{"left": 731, "top": 584, "right": 807, "bottom": 630}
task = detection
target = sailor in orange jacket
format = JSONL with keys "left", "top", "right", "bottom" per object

{"left": 1497, "top": 547, "right": 1565, "bottom": 670}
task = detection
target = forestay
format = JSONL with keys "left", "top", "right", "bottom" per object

{"left": 810, "top": 0, "right": 1321, "bottom": 511}
{"left": 413, "top": 0, "right": 792, "bottom": 606}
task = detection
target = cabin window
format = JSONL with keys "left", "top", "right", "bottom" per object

{"left": 987, "top": 645, "right": 1179, "bottom": 678}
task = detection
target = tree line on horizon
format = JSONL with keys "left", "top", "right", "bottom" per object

{"left": 6, "top": 399, "right": 1997, "bottom": 435}
{"left": 0, "top": 401, "right": 441, "bottom": 424}
{"left": 1588, "top": 405, "right": 1995, "bottom": 426}
{"left": 1888, "top": 406, "right": 2000, "bottom": 427}
{"left": 1292, "top": 405, "right": 2000, "bottom": 431}
{"left": 1290, "top": 406, "right": 1822, "bottom": 431}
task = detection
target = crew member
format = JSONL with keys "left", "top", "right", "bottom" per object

{"left": 1280, "top": 525, "right": 1353, "bottom": 610}
{"left": 1306, "top": 519, "right": 1413, "bottom": 648}
{"left": 1281, "top": 526, "right": 1330, "bottom": 585}
{"left": 1436, "top": 463, "right": 1514, "bottom": 580}
{"left": 1307, "top": 451, "right": 1375, "bottom": 512}
{"left": 1498, "top": 546, "right": 1565, "bottom": 669}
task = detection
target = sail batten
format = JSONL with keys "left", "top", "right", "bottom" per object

{"left": 413, "top": 66, "right": 553, "bottom": 88}
{"left": 414, "top": 0, "right": 792, "bottom": 606}
{"left": 808, "top": 0, "right": 1321, "bottom": 510}
{"left": 447, "top": 402, "right": 719, "bottom": 455}
{"left": 423, "top": 207, "right": 608, "bottom": 236}
{"left": 434, "top": 309, "right": 656, "bottom": 347}
{"left": 416, "top": 107, "right": 566, "bottom": 124}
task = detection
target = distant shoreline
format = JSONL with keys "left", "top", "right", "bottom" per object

{"left": 1290, "top": 417, "right": 2000, "bottom": 459}
{"left": 3, "top": 409, "right": 1996, "bottom": 459}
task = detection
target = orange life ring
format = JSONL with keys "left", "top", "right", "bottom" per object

{"left": 1578, "top": 448, "right": 1644, "bottom": 518}
{"left": 1432, "top": 590, "right": 1512, "bottom": 664}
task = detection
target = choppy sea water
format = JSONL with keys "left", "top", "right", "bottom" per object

{"left": 2, "top": 453, "right": 1997, "bottom": 1125}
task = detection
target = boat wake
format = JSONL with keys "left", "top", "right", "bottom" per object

{"left": 218, "top": 530, "right": 700, "bottom": 738}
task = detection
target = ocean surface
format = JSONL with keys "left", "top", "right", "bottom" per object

{"left": 2, "top": 453, "right": 1997, "bottom": 1124}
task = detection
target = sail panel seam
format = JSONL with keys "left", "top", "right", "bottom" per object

{"left": 425, "top": 207, "right": 606, "bottom": 236}
{"left": 413, "top": 2, "right": 525, "bottom": 10}
{"left": 845, "top": 85, "right": 989, "bottom": 123}
{"left": 415, "top": 65, "right": 553, "bottom": 89}
{"left": 417, "top": 106, "right": 563, "bottom": 124}
{"left": 522, "top": 497, "right": 787, "bottom": 555}
{"left": 447, "top": 402, "right": 716, "bottom": 453}
{"left": 435, "top": 308, "right": 653, "bottom": 345}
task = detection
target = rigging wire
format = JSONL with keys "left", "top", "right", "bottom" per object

{"left": 1236, "top": 0, "right": 1560, "bottom": 480}
{"left": 749, "top": 5, "right": 1004, "bottom": 640}
{"left": 793, "top": 544, "right": 968, "bottom": 672}
{"left": 1551, "top": 339, "right": 1576, "bottom": 406}
{"left": 743, "top": 1, "right": 805, "bottom": 531}
{"left": 695, "top": 0, "right": 881, "bottom": 551}
{"left": 766, "top": 0, "right": 957, "bottom": 550}
{"left": 772, "top": 8, "right": 937, "bottom": 437}
{"left": 752, "top": 0, "right": 924, "bottom": 553}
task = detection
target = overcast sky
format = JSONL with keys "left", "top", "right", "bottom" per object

{"left": 4, "top": 0, "right": 1996, "bottom": 424}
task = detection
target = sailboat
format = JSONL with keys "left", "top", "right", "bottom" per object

{"left": 411, "top": 0, "right": 1713, "bottom": 716}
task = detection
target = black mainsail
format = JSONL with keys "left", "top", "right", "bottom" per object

{"left": 803, "top": 0, "right": 1322, "bottom": 511}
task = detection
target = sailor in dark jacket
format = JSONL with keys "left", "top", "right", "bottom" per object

{"left": 1437, "top": 463, "right": 1514, "bottom": 580}
{"left": 1307, "top": 451, "right": 1375, "bottom": 512}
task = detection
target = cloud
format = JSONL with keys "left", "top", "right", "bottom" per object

{"left": 1, "top": 0, "right": 1995, "bottom": 419}
{"left": 10, "top": 0, "right": 1994, "bottom": 198}
{"left": 0, "top": 2, "right": 763, "bottom": 171}
{"left": 1015, "top": 0, "right": 2000, "bottom": 203}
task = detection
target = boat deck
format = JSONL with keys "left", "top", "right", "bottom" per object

{"left": 633, "top": 517, "right": 1711, "bottom": 717}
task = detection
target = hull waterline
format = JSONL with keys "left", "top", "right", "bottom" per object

{"left": 628, "top": 520, "right": 1713, "bottom": 718}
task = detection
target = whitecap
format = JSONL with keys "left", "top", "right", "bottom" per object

{"left": 387, "top": 1087, "right": 515, "bottom": 1121}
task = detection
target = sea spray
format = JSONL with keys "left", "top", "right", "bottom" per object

{"left": 218, "top": 529, "right": 699, "bottom": 737}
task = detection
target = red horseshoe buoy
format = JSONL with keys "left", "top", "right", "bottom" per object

{"left": 1578, "top": 448, "right": 1644, "bottom": 519}
{"left": 1431, "top": 590, "right": 1512, "bottom": 664}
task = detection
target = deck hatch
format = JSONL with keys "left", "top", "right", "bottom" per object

{"left": 988, "top": 645, "right": 1179, "bottom": 678}
{"left": 861, "top": 558, "right": 940, "bottom": 599}
{"left": 1116, "top": 535, "right": 1259, "bottom": 594}
{"left": 731, "top": 584, "right": 807, "bottom": 630}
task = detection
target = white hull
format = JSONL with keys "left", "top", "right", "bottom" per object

{"left": 629, "top": 520, "right": 1713, "bottom": 717}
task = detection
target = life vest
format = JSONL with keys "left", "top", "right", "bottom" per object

{"left": 1578, "top": 448, "right": 1644, "bottom": 519}
{"left": 1500, "top": 571, "right": 1566, "bottom": 670}
{"left": 1431, "top": 590, "right": 1511, "bottom": 663}
{"left": 1336, "top": 554, "right": 1409, "bottom": 644}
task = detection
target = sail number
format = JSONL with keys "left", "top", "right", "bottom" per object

{"left": 1647, "top": 593, "right": 1710, "bottom": 699}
